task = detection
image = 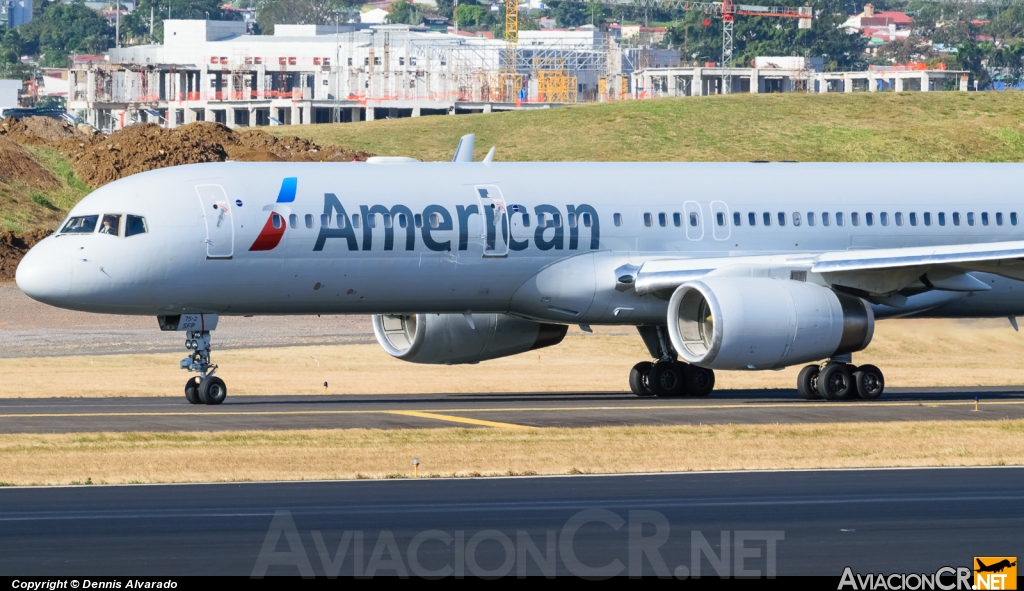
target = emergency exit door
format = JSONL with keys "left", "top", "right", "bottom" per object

{"left": 196, "top": 184, "right": 234, "bottom": 258}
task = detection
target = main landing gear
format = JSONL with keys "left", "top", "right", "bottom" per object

{"left": 180, "top": 330, "right": 226, "bottom": 405}
{"left": 797, "top": 357, "right": 884, "bottom": 401}
{"left": 629, "top": 326, "right": 716, "bottom": 398}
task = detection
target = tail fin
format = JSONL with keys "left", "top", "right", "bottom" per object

{"left": 452, "top": 134, "right": 475, "bottom": 163}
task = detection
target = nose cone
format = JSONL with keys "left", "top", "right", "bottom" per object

{"left": 16, "top": 241, "right": 72, "bottom": 304}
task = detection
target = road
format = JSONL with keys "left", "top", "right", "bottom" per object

{"left": 0, "top": 467, "right": 1019, "bottom": 576}
{"left": 0, "top": 387, "right": 1021, "bottom": 433}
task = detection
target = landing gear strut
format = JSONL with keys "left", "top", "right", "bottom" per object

{"left": 797, "top": 357, "right": 884, "bottom": 401}
{"left": 629, "top": 326, "right": 716, "bottom": 398}
{"left": 180, "top": 330, "right": 226, "bottom": 405}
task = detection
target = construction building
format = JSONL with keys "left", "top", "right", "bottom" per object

{"left": 67, "top": 19, "right": 675, "bottom": 131}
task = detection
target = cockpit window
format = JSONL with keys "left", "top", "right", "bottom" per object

{"left": 125, "top": 215, "right": 148, "bottom": 237}
{"left": 99, "top": 214, "right": 121, "bottom": 236}
{"left": 61, "top": 215, "right": 98, "bottom": 234}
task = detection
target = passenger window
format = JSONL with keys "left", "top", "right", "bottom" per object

{"left": 909, "top": 213, "right": 917, "bottom": 226}
{"left": 289, "top": 214, "right": 298, "bottom": 229}
{"left": 61, "top": 215, "right": 99, "bottom": 234}
{"left": 924, "top": 212, "right": 931, "bottom": 226}
{"left": 303, "top": 214, "right": 313, "bottom": 229}
{"left": 733, "top": 212, "right": 741, "bottom": 226}
{"left": 414, "top": 214, "right": 423, "bottom": 228}
{"left": 967, "top": 212, "right": 975, "bottom": 226}
{"left": 953, "top": 212, "right": 961, "bottom": 226}
{"left": 383, "top": 214, "right": 393, "bottom": 229}
{"left": 997, "top": 212, "right": 1004, "bottom": 226}
{"left": 851, "top": 212, "right": 859, "bottom": 226}
{"left": 320, "top": 214, "right": 329, "bottom": 228}
{"left": 880, "top": 212, "right": 888, "bottom": 226}
{"left": 125, "top": 215, "right": 148, "bottom": 237}
{"left": 352, "top": 214, "right": 361, "bottom": 229}
{"left": 336, "top": 214, "right": 347, "bottom": 229}
{"left": 366, "top": 214, "right": 376, "bottom": 229}
{"left": 938, "top": 212, "right": 946, "bottom": 226}
{"left": 793, "top": 212, "right": 802, "bottom": 226}
{"left": 613, "top": 213, "right": 622, "bottom": 227}
{"left": 763, "top": 212, "right": 771, "bottom": 226}
{"left": 866, "top": 212, "right": 873, "bottom": 226}
{"left": 982, "top": 212, "right": 989, "bottom": 226}
{"left": 275, "top": 213, "right": 285, "bottom": 229}
{"left": 807, "top": 212, "right": 815, "bottom": 226}
{"left": 836, "top": 212, "right": 844, "bottom": 227}
{"left": 777, "top": 212, "right": 786, "bottom": 226}
{"left": 716, "top": 212, "right": 725, "bottom": 226}
{"left": 690, "top": 212, "right": 699, "bottom": 227}
{"left": 398, "top": 213, "right": 408, "bottom": 228}
{"left": 582, "top": 213, "right": 591, "bottom": 227}
{"left": 553, "top": 214, "right": 562, "bottom": 228}
{"left": 523, "top": 213, "right": 531, "bottom": 227}
{"left": 1012, "top": 212, "right": 1019, "bottom": 226}
{"left": 748, "top": 212, "right": 757, "bottom": 226}
{"left": 822, "top": 212, "right": 830, "bottom": 227}
{"left": 895, "top": 212, "right": 903, "bottom": 226}
{"left": 99, "top": 214, "right": 121, "bottom": 236}
{"left": 658, "top": 213, "right": 666, "bottom": 227}
{"left": 430, "top": 212, "right": 441, "bottom": 229}
{"left": 568, "top": 213, "right": 578, "bottom": 228}
{"left": 538, "top": 213, "right": 547, "bottom": 226}
{"left": 673, "top": 213, "right": 681, "bottom": 227}
{"left": 643, "top": 213, "right": 653, "bottom": 227}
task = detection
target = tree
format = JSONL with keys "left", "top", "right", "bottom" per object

{"left": 16, "top": 3, "right": 115, "bottom": 56}
{"left": 256, "top": 0, "right": 360, "bottom": 34}
{"left": 551, "top": 1, "right": 586, "bottom": 28}
{"left": 434, "top": 0, "right": 454, "bottom": 19}
{"left": 387, "top": 1, "right": 423, "bottom": 25}
{"left": 454, "top": 3, "right": 489, "bottom": 29}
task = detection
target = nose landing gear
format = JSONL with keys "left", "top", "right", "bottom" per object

{"left": 180, "top": 330, "right": 226, "bottom": 405}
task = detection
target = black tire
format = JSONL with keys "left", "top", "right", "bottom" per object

{"left": 198, "top": 376, "right": 227, "bottom": 405}
{"left": 629, "top": 361, "right": 654, "bottom": 397}
{"left": 650, "top": 361, "right": 684, "bottom": 398}
{"left": 817, "top": 363, "right": 853, "bottom": 400}
{"left": 184, "top": 377, "right": 201, "bottom": 405}
{"left": 853, "top": 364, "right": 885, "bottom": 400}
{"left": 797, "top": 365, "right": 822, "bottom": 400}
{"left": 683, "top": 364, "right": 715, "bottom": 397}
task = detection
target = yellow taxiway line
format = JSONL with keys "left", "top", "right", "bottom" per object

{"left": 383, "top": 410, "right": 535, "bottom": 430}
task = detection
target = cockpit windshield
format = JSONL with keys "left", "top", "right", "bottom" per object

{"left": 99, "top": 214, "right": 121, "bottom": 236}
{"left": 60, "top": 215, "right": 98, "bottom": 234}
{"left": 125, "top": 214, "right": 148, "bottom": 237}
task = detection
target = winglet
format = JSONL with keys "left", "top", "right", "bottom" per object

{"left": 453, "top": 134, "right": 475, "bottom": 163}
{"left": 482, "top": 146, "right": 495, "bottom": 165}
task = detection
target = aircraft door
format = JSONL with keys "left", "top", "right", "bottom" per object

{"left": 684, "top": 201, "right": 704, "bottom": 241}
{"left": 710, "top": 201, "right": 730, "bottom": 241}
{"left": 475, "top": 185, "right": 509, "bottom": 257}
{"left": 196, "top": 184, "right": 234, "bottom": 258}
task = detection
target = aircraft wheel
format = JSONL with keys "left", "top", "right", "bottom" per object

{"left": 797, "top": 365, "right": 822, "bottom": 400}
{"left": 854, "top": 364, "right": 885, "bottom": 400}
{"left": 817, "top": 363, "right": 853, "bottom": 400}
{"left": 650, "top": 361, "right": 684, "bottom": 398}
{"left": 683, "top": 364, "right": 715, "bottom": 397}
{"left": 629, "top": 361, "right": 654, "bottom": 397}
{"left": 184, "top": 377, "right": 201, "bottom": 405}
{"left": 199, "top": 376, "right": 227, "bottom": 405}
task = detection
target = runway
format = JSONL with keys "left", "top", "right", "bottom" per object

{"left": 0, "top": 467, "right": 1020, "bottom": 576}
{"left": 1, "top": 387, "right": 1023, "bottom": 433}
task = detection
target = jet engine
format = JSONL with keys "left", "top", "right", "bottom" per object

{"left": 666, "top": 277, "right": 873, "bottom": 370}
{"left": 372, "top": 313, "right": 568, "bottom": 364}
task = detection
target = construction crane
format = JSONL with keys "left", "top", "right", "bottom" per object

{"left": 504, "top": 0, "right": 520, "bottom": 102}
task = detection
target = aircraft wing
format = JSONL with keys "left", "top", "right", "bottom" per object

{"left": 633, "top": 240, "right": 1024, "bottom": 297}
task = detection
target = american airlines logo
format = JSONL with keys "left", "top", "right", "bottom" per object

{"left": 249, "top": 178, "right": 601, "bottom": 253}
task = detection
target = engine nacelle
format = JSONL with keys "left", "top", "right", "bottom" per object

{"left": 666, "top": 277, "right": 873, "bottom": 370}
{"left": 372, "top": 313, "right": 568, "bottom": 365}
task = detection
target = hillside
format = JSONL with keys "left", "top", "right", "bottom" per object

{"left": 272, "top": 92, "right": 1024, "bottom": 163}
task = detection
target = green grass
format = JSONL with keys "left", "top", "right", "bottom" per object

{"left": 270, "top": 92, "right": 1024, "bottom": 163}
{"left": 1, "top": 147, "right": 91, "bottom": 234}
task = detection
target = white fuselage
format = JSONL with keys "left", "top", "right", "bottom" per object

{"left": 16, "top": 160, "right": 1024, "bottom": 324}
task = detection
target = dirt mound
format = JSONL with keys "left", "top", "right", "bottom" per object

{"left": 69, "top": 122, "right": 229, "bottom": 187}
{"left": 1, "top": 116, "right": 91, "bottom": 145}
{"left": 0, "top": 136, "right": 58, "bottom": 189}
{"left": 0, "top": 229, "right": 50, "bottom": 282}
{"left": 62, "top": 122, "right": 373, "bottom": 186}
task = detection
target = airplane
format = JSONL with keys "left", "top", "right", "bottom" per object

{"left": 16, "top": 134, "right": 1024, "bottom": 405}
{"left": 976, "top": 558, "right": 1017, "bottom": 573}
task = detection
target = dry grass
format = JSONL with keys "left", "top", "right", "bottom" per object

{"left": 273, "top": 92, "right": 1024, "bottom": 163}
{"left": 2, "top": 319, "right": 1024, "bottom": 398}
{"left": 0, "top": 420, "right": 1019, "bottom": 486}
